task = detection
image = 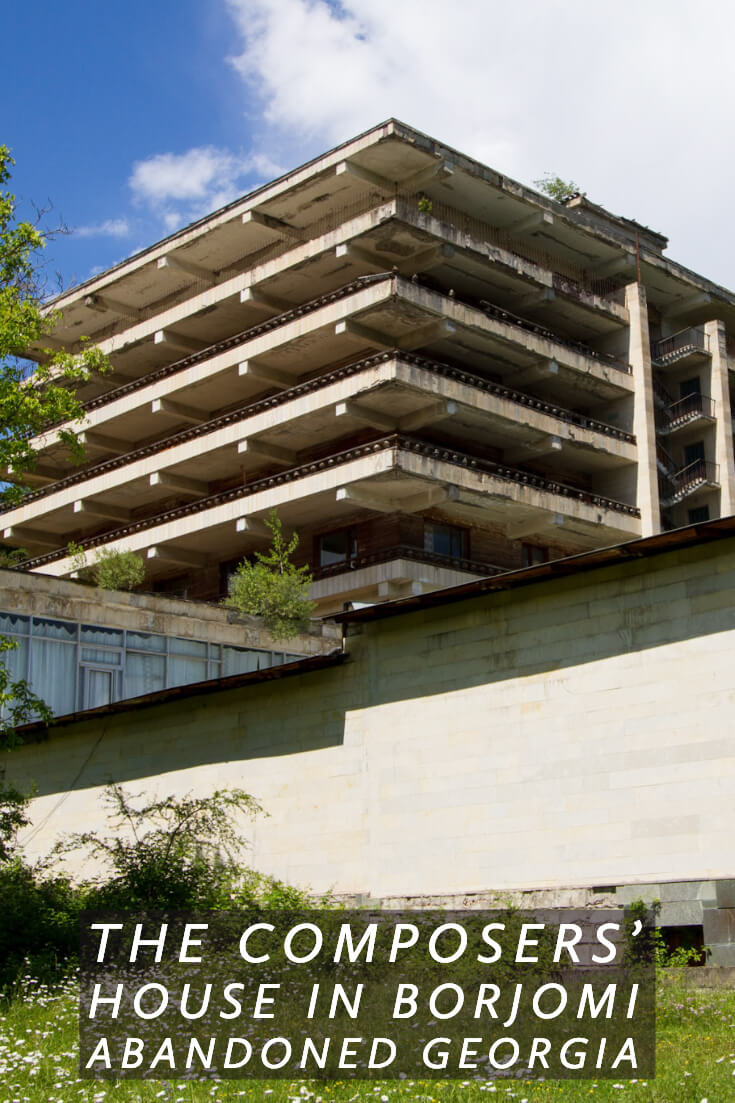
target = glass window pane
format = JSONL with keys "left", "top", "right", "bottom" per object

{"left": 222, "top": 646, "right": 263, "bottom": 676}
{"left": 85, "top": 669, "right": 114, "bottom": 710}
{"left": 167, "top": 656, "right": 207, "bottom": 688}
{"left": 33, "top": 616, "right": 76, "bottom": 642}
{"left": 0, "top": 636, "right": 29, "bottom": 683}
{"left": 0, "top": 612, "right": 29, "bottom": 635}
{"left": 126, "top": 631, "right": 166, "bottom": 652}
{"left": 318, "top": 529, "right": 354, "bottom": 566}
{"left": 124, "top": 652, "right": 166, "bottom": 699}
{"left": 29, "top": 637, "right": 76, "bottom": 716}
{"left": 81, "top": 647, "right": 121, "bottom": 665}
{"left": 169, "top": 637, "right": 207, "bottom": 658}
{"left": 80, "top": 625, "right": 123, "bottom": 646}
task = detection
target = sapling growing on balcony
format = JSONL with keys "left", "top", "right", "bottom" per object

{"left": 223, "top": 509, "right": 315, "bottom": 639}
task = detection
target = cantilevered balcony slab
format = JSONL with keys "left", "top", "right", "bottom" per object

{"left": 3, "top": 352, "right": 636, "bottom": 536}
{"left": 48, "top": 195, "right": 629, "bottom": 399}
{"left": 310, "top": 554, "right": 491, "bottom": 616}
{"left": 38, "top": 117, "right": 735, "bottom": 379}
{"left": 23, "top": 435, "right": 640, "bottom": 578}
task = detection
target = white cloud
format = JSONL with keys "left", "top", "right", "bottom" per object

{"left": 223, "top": 0, "right": 735, "bottom": 289}
{"left": 128, "top": 146, "right": 283, "bottom": 232}
{"left": 74, "top": 218, "right": 130, "bottom": 239}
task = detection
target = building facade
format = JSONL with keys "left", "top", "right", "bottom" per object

{"left": 8, "top": 522, "right": 735, "bottom": 962}
{"left": 5, "top": 120, "right": 735, "bottom": 613}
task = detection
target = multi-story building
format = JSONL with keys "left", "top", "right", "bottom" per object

{"left": 5, "top": 120, "right": 735, "bottom": 614}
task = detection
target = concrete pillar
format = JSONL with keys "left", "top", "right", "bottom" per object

{"left": 704, "top": 319, "right": 735, "bottom": 518}
{"left": 625, "top": 283, "right": 660, "bottom": 535}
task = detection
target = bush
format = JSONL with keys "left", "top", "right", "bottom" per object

{"left": 93, "top": 547, "right": 145, "bottom": 591}
{"left": 0, "top": 785, "right": 82, "bottom": 987}
{"left": 223, "top": 510, "right": 315, "bottom": 639}
{"left": 0, "top": 780, "right": 322, "bottom": 990}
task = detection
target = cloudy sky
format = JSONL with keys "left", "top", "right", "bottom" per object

{"left": 5, "top": 0, "right": 734, "bottom": 291}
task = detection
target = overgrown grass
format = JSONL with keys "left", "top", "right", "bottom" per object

{"left": 1, "top": 975, "right": 734, "bottom": 1101}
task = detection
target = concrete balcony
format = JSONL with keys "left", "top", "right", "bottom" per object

{"left": 30, "top": 274, "right": 634, "bottom": 472}
{"left": 4, "top": 352, "right": 637, "bottom": 542}
{"left": 42, "top": 196, "right": 630, "bottom": 406}
{"left": 17, "top": 435, "right": 640, "bottom": 579}
{"left": 652, "top": 327, "right": 711, "bottom": 369}
{"left": 310, "top": 544, "right": 502, "bottom": 615}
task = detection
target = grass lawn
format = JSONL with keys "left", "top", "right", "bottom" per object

{"left": 1, "top": 974, "right": 733, "bottom": 1102}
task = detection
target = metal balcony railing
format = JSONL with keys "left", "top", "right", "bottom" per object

{"left": 660, "top": 459, "right": 719, "bottom": 506}
{"left": 657, "top": 392, "right": 715, "bottom": 436}
{"left": 651, "top": 327, "right": 709, "bottom": 365}
{"left": 312, "top": 544, "right": 505, "bottom": 581}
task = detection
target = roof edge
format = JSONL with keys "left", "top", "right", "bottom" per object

{"left": 333, "top": 515, "right": 735, "bottom": 624}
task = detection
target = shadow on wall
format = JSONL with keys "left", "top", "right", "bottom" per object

{"left": 8, "top": 537, "right": 735, "bottom": 800}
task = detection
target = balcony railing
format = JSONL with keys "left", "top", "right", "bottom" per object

{"left": 16, "top": 433, "right": 641, "bottom": 571}
{"left": 651, "top": 327, "right": 709, "bottom": 365}
{"left": 660, "top": 458, "right": 719, "bottom": 506}
{"left": 663, "top": 392, "right": 715, "bottom": 430}
{"left": 312, "top": 544, "right": 505, "bottom": 581}
{"left": 4, "top": 348, "right": 636, "bottom": 513}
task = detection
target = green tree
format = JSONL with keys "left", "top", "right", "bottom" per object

{"left": 223, "top": 509, "right": 315, "bottom": 639}
{"left": 0, "top": 145, "right": 108, "bottom": 504}
{"left": 92, "top": 547, "right": 145, "bottom": 591}
{"left": 0, "top": 147, "right": 109, "bottom": 749}
{"left": 533, "top": 173, "right": 583, "bottom": 204}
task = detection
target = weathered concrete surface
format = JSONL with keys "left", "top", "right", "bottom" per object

{"left": 0, "top": 568, "right": 340, "bottom": 655}
{"left": 6, "top": 534, "right": 735, "bottom": 915}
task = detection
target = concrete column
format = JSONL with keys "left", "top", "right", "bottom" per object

{"left": 704, "top": 319, "right": 735, "bottom": 518}
{"left": 625, "top": 283, "right": 660, "bottom": 535}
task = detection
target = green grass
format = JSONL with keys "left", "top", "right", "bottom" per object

{"left": 1, "top": 975, "right": 734, "bottom": 1102}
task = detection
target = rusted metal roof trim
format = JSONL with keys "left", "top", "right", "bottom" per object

{"left": 16, "top": 649, "right": 347, "bottom": 738}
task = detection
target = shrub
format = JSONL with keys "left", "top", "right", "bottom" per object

{"left": 533, "top": 173, "right": 582, "bottom": 203}
{"left": 0, "top": 785, "right": 82, "bottom": 987}
{"left": 57, "top": 782, "right": 265, "bottom": 911}
{"left": 223, "top": 510, "right": 315, "bottom": 639}
{"left": 93, "top": 547, "right": 145, "bottom": 591}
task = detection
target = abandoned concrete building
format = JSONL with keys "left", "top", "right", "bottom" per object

{"left": 4, "top": 119, "right": 735, "bottom": 616}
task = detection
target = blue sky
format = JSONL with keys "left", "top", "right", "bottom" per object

{"left": 5, "top": 0, "right": 735, "bottom": 293}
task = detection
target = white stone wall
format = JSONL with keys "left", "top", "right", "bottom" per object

{"left": 7, "top": 537, "right": 735, "bottom": 900}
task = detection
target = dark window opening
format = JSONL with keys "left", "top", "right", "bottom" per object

{"left": 424, "top": 522, "right": 467, "bottom": 559}
{"left": 318, "top": 528, "right": 357, "bottom": 567}
{"left": 684, "top": 440, "right": 706, "bottom": 467}
{"left": 688, "top": 506, "right": 710, "bottom": 524}
{"left": 679, "top": 377, "right": 702, "bottom": 400}
{"left": 153, "top": 574, "right": 189, "bottom": 599}
{"left": 521, "top": 543, "right": 548, "bottom": 567}
{"left": 658, "top": 924, "right": 706, "bottom": 966}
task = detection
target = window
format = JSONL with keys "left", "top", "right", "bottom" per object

{"left": 679, "top": 377, "right": 701, "bottom": 400}
{"left": 318, "top": 528, "right": 357, "bottom": 567}
{"left": 688, "top": 505, "right": 710, "bottom": 524}
{"left": 684, "top": 440, "right": 706, "bottom": 467}
{"left": 521, "top": 543, "right": 548, "bottom": 567}
{"left": 0, "top": 609, "right": 294, "bottom": 718}
{"left": 424, "top": 522, "right": 467, "bottom": 560}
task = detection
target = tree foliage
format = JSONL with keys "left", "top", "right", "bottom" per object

{"left": 0, "top": 145, "right": 109, "bottom": 503}
{"left": 223, "top": 509, "right": 315, "bottom": 639}
{"left": 56, "top": 782, "right": 263, "bottom": 909}
{"left": 92, "top": 547, "right": 146, "bottom": 591}
{"left": 533, "top": 173, "right": 583, "bottom": 204}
